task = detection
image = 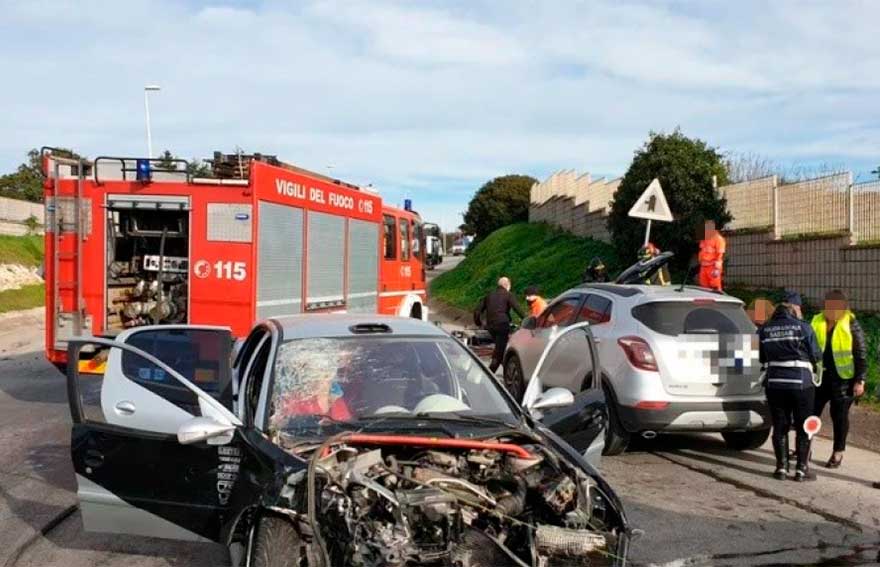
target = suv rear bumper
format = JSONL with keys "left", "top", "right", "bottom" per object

{"left": 617, "top": 399, "right": 770, "bottom": 433}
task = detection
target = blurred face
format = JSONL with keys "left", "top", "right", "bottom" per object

{"left": 749, "top": 298, "right": 774, "bottom": 325}
{"left": 704, "top": 221, "right": 716, "bottom": 239}
{"left": 823, "top": 299, "right": 846, "bottom": 325}
{"left": 526, "top": 294, "right": 536, "bottom": 302}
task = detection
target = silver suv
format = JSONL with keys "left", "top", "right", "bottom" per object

{"left": 505, "top": 283, "right": 770, "bottom": 455}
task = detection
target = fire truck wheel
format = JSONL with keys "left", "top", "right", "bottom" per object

{"left": 409, "top": 303, "right": 423, "bottom": 320}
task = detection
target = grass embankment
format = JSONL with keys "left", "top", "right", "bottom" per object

{"left": 432, "top": 224, "right": 879, "bottom": 394}
{"left": 431, "top": 223, "right": 620, "bottom": 311}
{"left": 0, "top": 234, "right": 45, "bottom": 314}
{"left": 0, "top": 284, "right": 44, "bottom": 313}
{"left": 0, "top": 235, "right": 43, "bottom": 266}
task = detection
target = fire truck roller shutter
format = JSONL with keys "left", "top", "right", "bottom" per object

{"left": 306, "top": 211, "right": 345, "bottom": 310}
{"left": 257, "top": 202, "right": 303, "bottom": 319}
{"left": 347, "top": 219, "right": 379, "bottom": 313}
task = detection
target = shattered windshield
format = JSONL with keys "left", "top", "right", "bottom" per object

{"left": 269, "top": 337, "right": 516, "bottom": 432}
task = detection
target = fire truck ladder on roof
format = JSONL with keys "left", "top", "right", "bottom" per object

{"left": 45, "top": 150, "right": 89, "bottom": 348}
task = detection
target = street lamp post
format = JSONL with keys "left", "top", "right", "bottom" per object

{"left": 143, "top": 85, "right": 161, "bottom": 158}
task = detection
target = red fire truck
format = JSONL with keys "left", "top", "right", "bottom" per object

{"left": 42, "top": 148, "right": 428, "bottom": 368}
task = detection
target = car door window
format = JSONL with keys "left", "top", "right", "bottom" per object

{"left": 537, "top": 296, "right": 582, "bottom": 329}
{"left": 70, "top": 330, "right": 237, "bottom": 436}
{"left": 122, "top": 328, "right": 233, "bottom": 410}
{"left": 245, "top": 338, "right": 272, "bottom": 428}
{"left": 577, "top": 294, "right": 612, "bottom": 325}
{"left": 531, "top": 324, "right": 597, "bottom": 393}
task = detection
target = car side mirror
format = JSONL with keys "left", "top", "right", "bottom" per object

{"left": 177, "top": 416, "right": 235, "bottom": 446}
{"left": 526, "top": 387, "right": 574, "bottom": 412}
{"left": 521, "top": 316, "right": 537, "bottom": 330}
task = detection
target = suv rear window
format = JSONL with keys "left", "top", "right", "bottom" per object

{"left": 631, "top": 301, "right": 755, "bottom": 336}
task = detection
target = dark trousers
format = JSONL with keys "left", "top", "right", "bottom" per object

{"left": 488, "top": 325, "right": 510, "bottom": 373}
{"left": 814, "top": 378, "right": 855, "bottom": 452}
{"left": 767, "top": 387, "right": 815, "bottom": 469}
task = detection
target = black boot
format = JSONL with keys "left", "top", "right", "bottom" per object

{"left": 772, "top": 435, "right": 789, "bottom": 480}
{"left": 794, "top": 436, "right": 813, "bottom": 482}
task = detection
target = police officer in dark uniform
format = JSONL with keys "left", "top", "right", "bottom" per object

{"left": 758, "top": 291, "right": 821, "bottom": 481}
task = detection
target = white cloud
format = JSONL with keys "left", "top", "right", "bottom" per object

{"left": 0, "top": 0, "right": 877, "bottom": 230}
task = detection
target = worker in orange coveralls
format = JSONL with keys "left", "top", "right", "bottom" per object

{"left": 698, "top": 220, "right": 726, "bottom": 291}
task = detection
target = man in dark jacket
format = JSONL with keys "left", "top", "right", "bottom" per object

{"left": 475, "top": 276, "right": 524, "bottom": 373}
{"left": 811, "top": 290, "right": 868, "bottom": 468}
{"left": 759, "top": 291, "right": 822, "bottom": 481}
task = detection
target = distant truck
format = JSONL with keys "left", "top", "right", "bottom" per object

{"left": 451, "top": 239, "right": 467, "bottom": 255}
{"left": 423, "top": 223, "right": 444, "bottom": 268}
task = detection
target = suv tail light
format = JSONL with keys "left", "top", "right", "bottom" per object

{"left": 618, "top": 336, "right": 659, "bottom": 372}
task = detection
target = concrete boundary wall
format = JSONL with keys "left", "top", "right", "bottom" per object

{"left": 725, "top": 230, "right": 880, "bottom": 312}
{"left": 529, "top": 171, "right": 619, "bottom": 242}
{"left": 0, "top": 197, "right": 43, "bottom": 236}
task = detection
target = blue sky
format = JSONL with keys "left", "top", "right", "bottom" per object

{"left": 2, "top": 1, "right": 878, "bottom": 230}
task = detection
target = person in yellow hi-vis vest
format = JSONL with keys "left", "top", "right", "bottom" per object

{"left": 811, "top": 289, "right": 868, "bottom": 469}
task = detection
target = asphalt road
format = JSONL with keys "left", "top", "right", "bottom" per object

{"left": 2, "top": 265, "right": 879, "bottom": 566}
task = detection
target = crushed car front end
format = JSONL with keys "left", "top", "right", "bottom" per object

{"left": 245, "top": 428, "right": 630, "bottom": 567}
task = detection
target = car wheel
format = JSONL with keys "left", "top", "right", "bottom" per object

{"left": 503, "top": 355, "right": 526, "bottom": 401}
{"left": 249, "top": 516, "right": 303, "bottom": 567}
{"left": 602, "top": 387, "right": 631, "bottom": 456}
{"left": 721, "top": 428, "right": 771, "bottom": 451}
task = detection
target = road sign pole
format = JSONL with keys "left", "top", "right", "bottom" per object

{"left": 644, "top": 219, "right": 652, "bottom": 246}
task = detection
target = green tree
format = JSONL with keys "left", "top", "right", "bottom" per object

{"left": 156, "top": 150, "right": 213, "bottom": 177}
{"left": 186, "top": 158, "right": 213, "bottom": 178}
{"left": 0, "top": 148, "right": 82, "bottom": 203}
{"left": 156, "top": 149, "right": 178, "bottom": 170}
{"left": 24, "top": 214, "right": 40, "bottom": 235}
{"left": 461, "top": 174, "right": 537, "bottom": 244}
{"left": 607, "top": 130, "right": 731, "bottom": 273}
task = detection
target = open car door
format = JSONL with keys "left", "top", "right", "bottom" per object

{"left": 66, "top": 325, "right": 241, "bottom": 542}
{"left": 614, "top": 250, "right": 674, "bottom": 285}
{"left": 524, "top": 322, "right": 606, "bottom": 465}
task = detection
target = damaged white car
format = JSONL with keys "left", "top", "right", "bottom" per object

{"left": 65, "top": 315, "right": 631, "bottom": 566}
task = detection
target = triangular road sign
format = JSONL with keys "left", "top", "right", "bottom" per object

{"left": 628, "top": 178, "right": 673, "bottom": 222}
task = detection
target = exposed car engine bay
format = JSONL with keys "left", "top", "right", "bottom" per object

{"left": 278, "top": 434, "right": 621, "bottom": 567}
{"left": 106, "top": 207, "right": 189, "bottom": 331}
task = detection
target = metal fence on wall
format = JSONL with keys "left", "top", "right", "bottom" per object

{"left": 776, "top": 173, "right": 851, "bottom": 238}
{"left": 532, "top": 168, "right": 879, "bottom": 245}
{"left": 853, "top": 180, "right": 880, "bottom": 243}
{"left": 720, "top": 176, "right": 775, "bottom": 230}
{"left": 720, "top": 172, "right": 879, "bottom": 244}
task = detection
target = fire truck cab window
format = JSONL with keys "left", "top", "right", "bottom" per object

{"left": 383, "top": 215, "right": 396, "bottom": 260}
{"left": 413, "top": 221, "right": 423, "bottom": 259}
{"left": 400, "top": 219, "right": 411, "bottom": 261}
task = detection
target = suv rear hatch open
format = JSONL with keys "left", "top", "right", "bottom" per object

{"left": 631, "top": 298, "right": 763, "bottom": 397}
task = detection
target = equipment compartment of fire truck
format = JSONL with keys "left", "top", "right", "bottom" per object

{"left": 42, "top": 148, "right": 428, "bottom": 368}
{"left": 107, "top": 199, "right": 190, "bottom": 330}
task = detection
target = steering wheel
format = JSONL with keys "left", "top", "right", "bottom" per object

{"left": 413, "top": 394, "right": 470, "bottom": 414}
{"left": 372, "top": 405, "right": 411, "bottom": 415}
